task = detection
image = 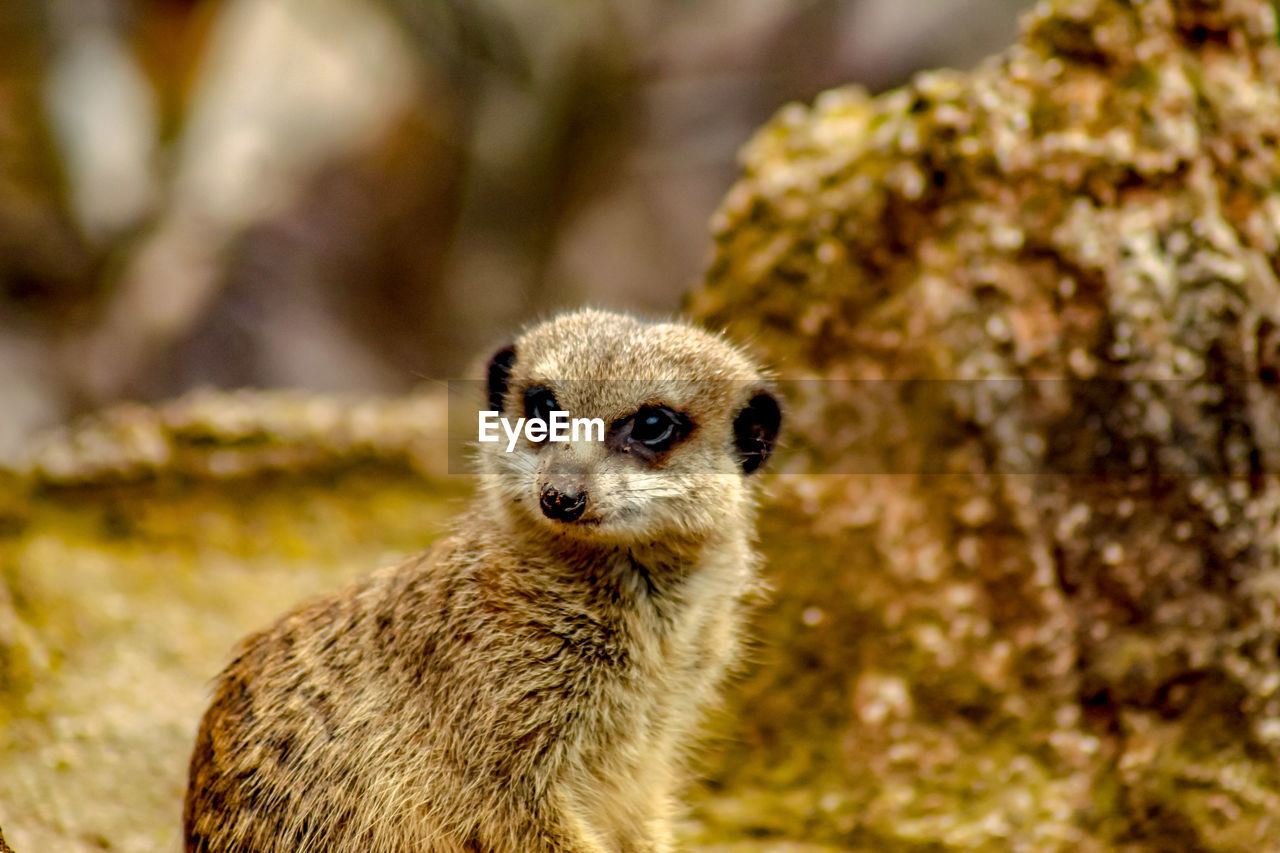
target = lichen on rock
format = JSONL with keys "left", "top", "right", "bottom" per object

{"left": 689, "top": 0, "right": 1280, "bottom": 849}
{"left": 0, "top": 389, "right": 464, "bottom": 852}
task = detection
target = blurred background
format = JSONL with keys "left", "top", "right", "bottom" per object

{"left": 0, "top": 0, "right": 1033, "bottom": 462}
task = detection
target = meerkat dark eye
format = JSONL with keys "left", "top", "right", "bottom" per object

{"left": 608, "top": 405, "right": 691, "bottom": 461}
{"left": 631, "top": 407, "right": 680, "bottom": 449}
{"left": 523, "top": 386, "right": 560, "bottom": 428}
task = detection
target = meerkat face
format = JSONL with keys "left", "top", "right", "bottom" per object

{"left": 477, "top": 310, "right": 780, "bottom": 545}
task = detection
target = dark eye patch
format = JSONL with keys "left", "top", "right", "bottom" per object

{"left": 608, "top": 405, "right": 693, "bottom": 462}
{"left": 733, "top": 390, "right": 781, "bottom": 474}
{"left": 486, "top": 345, "right": 517, "bottom": 413}
{"left": 523, "top": 386, "right": 561, "bottom": 440}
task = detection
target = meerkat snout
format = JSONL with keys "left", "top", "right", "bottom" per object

{"left": 540, "top": 481, "right": 588, "bottom": 521}
{"left": 535, "top": 449, "right": 596, "bottom": 522}
{"left": 184, "top": 309, "right": 779, "bottom": 853}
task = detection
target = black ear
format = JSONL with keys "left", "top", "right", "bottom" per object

{"left": 733, "top": 389, "right": 781, "bottom": 474}
{"left": 487, "top": 345, "right": 517, "bottom": 413}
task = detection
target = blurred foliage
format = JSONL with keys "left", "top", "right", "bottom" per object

{"left": 0, "top": 0, "right": 1030, "bottom": 462}
{"left": 0, "top": 0, "right": 95, "bottom": 311}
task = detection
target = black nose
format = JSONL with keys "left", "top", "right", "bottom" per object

{"left": 540, "top": 485, "right": 587, "bottom": 522}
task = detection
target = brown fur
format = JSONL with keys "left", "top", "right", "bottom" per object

{"left": 184, "top": 310, "right": 780, "bottom": 852}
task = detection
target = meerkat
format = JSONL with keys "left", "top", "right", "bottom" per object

{"left": 183, "top": 309, "right": 781, "bottom": 853}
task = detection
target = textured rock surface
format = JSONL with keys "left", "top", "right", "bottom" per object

{"left": 0, "top": 390, "right": 465, "bottom": 852}
{"left": 688, "top": 0, "right": 1280, "bottom": 849}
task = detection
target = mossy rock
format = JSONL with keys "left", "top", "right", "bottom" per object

{"left": 0, "top": 390, "right": 467, "bottom": 851}
{"left": 688, "top": 0, "right": 1280, "bottom": 849}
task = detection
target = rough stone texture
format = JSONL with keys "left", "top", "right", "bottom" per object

{"left": 687, "top": 0, "right": 1280, "bottom": 850}
{"left": 0, "top": 390, "right": 464, "bottom": 852}
{"left": 19, "top": 387, "right": 452, "bottom": 486}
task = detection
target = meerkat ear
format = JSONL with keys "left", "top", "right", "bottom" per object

{"left": 733, "top": 389, "right": 781, "bottom": 474}
{"left": 487, "top": 345, "right": 517, "bottom": 413}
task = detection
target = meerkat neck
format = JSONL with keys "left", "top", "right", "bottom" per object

{"left": 476, "top": 509, "right": 742, "bottom": 602}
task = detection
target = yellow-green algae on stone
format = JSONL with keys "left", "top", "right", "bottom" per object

{"left": 688, "top": 0, "right": 1280, "bottom": 850}
{"left": 0, "top": 389, "right": 468, "bottom": 852}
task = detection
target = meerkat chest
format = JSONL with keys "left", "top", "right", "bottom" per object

{"left": 561, "top": 554, "right": 749, "bottom": 839}
{"left": 605, "top": 549, "right": 750, "bottom": 734}
{"left": 650, "top": 548, "right": 749, "bottom": 674}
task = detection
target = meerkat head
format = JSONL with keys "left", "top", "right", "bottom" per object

{"left": 477, "top": 310, "right": 780, "bottom": 547}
